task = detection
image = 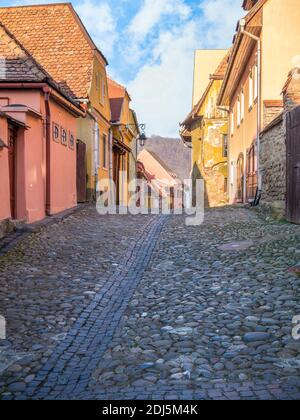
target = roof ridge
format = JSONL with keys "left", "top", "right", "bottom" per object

{"left": 144, "top": 149, "right": 181, "bottom": 180}
{"left": 0, "top": 3, "right": 72, "bottom": 10}
{"left": 107, "top": 77, "right": 126, "bottom": 91}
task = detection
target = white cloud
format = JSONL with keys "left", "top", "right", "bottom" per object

{"left": 128, "top": 0, "right": 191, "bottom": 42}
{"left": 128, "top": 22, "right": 198, "bottom": 138}
{"left": 12, "top": 0, "right": 117, "bottom": 57}
{"left": 128, "top": 0, "right": 242, "bottom": 137}
{"left": 75, "top": 1, "right": 117, "bottom": 56}
{"left": 199, "top": 0, "right": 242, "bottom": 47}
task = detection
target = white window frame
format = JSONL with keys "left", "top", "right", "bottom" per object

{"left": 241, "top": 90, "right": 245, "bottom": 121}
{"left": 231, "top": 111, "right": 234, "bottom": 135}
{"left": 253, "top": 64, "right": 258, "bottom": 101}
{"left": 102, "top": 133, "right": 107, "bottom": 169}
{"left": 237, "top": 97, "right": 241, "bottom": 127}
{"left": 94, "top": 124, "right": 100, "bottom": 173}
{"left": 249, "top": 70, "right": 253, "bottom": 109}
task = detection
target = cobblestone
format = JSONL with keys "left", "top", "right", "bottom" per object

{"left": 0, "top": 206, "right": 300, "bottom": 400}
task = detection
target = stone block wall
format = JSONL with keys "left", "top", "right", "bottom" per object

{"left": 260, "top": 114, "right": 286, "bottom": 217}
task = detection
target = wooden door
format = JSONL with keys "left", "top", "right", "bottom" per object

{"left": 236, "top": 153, "right": 244, "bottom": 203}
{"left": 286, "top": 107, "right": 300, "bottom": 224}
{"left": 113, "top": 147, "right": 121, "bottom": 205}
{"left": 8, "top": 125, "right": 17, "bottom": 219}
{"left": 76, "top": 140, "right": 87, "bottom": 203}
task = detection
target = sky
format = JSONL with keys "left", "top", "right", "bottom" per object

{"left": 0, "top": 0, "right": 243, "bottom": 137}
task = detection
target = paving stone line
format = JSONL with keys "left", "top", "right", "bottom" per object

{"left": 23, "top": 215, "right": 168, "bottom": 399}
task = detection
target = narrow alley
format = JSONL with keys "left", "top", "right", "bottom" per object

{"left": 0, "top": 206, "right": 299, "bottom": 400}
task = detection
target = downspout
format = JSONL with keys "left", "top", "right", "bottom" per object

{"left": 240, "top": 20, "right": 262, "bottom": 202}
{"left": 43, "top": 86, "right": 51, "bottom": 216}
{"left": 109, "top": 128, "right": 114, "bottom": 204}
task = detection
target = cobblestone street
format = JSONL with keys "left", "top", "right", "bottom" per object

{"left": 0, "top": 205, "right": 300, "bottom": 400}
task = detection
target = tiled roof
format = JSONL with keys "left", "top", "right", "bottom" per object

{"left": 0, "top": 22, "right": 48, "bottom": 82}
{"left": 0, "top": 3, "right": 107, "bottom": 99}
{"left": 108, "top": 78, "right": 127, "bottom": 122}
{"left": 0, "top": 22, "right": 81, "bottom": 109}
{"left": 211, "top": 50, "right": 231, "bottom": 79}
{"left": 108, "top": 77, "right": 126, "bottom": 99}
{"left": 242, "top": 0, "right": 259, "bottom": 11}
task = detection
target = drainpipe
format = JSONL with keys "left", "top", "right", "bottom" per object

{"left": 240, "top": 19, "right": 262, "bottom": 200}
{"left": 43, "top": 86, "right": 51, "bottom": 215}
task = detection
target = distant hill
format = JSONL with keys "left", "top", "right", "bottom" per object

{"left": 139, "top": 136, "right": 191, "bottom": 181}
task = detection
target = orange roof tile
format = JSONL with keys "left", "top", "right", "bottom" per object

{"left": 0, "top": 3, "right": 108, "bottom": 99}
{"left": 0, "top": 21, "right": 81, "bottom": 109}
{"left": 107, "top": 77, "right": 126, "bottom": 99}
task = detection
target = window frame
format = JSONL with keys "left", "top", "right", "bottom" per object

{"left": 53, "top": 122, "right": 60, "bottom": 143}
{"left": 69, "top": 131, "right": 75, "bottom": 150}
{"left": 241, "top": 90, "right": 245, "bottom": 121}
{"left": 237, "top": 97, "right": 241, "bottom": 127}
{"left": 253, "top": 64, "right": 258, "bottom": 101}
{"left": 102, "top": 133, "right": 107, "bottom": 169}
{"left": 249, "top": 69, "right": 253, "bottom": 109}
{"left": 222, "top": 134, "right": 228, "bottom": 158}
{"left": 61, "top": 127, "right": 68, "bottom": 146}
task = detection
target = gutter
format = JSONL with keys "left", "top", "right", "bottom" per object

{"left": 0, "top": 82, "right": 85, "bottom": 117}
{"left": 43, "top": 86, "right": 51, "bottom": 216}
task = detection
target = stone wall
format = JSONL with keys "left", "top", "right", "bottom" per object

{"left": 260, "top": 113, "right": 286, "bottom": 218}
{"left": 260, "top": 68, "right": 300, "bottom": 219}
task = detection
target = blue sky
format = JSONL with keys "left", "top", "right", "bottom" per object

{"left": 0, "top": 0, "right": 243, "bottom": 136}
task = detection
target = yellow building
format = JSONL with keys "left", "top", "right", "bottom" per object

{"left": 193, "top": 49, "right": 228, "bottom": 107}
{"left": 181, "top": 53, "right": 229, "bottom": 207}
{"left": 0, "top": 3, "right": 113, "bottom": 202}
{"left": 218, "top": 0, "right": 300, "bottom": 205}
{"left": 108, "top": 78, "right": 140, "bottom": 206}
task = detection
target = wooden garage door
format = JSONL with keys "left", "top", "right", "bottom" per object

{"left": 286, "top": 106, "right": 300, "bottom": 224}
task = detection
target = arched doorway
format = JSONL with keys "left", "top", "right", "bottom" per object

{"left": 236, "top": 153, "right": 244, "bottom": 203}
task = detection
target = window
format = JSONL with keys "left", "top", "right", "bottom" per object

{"left": 102, "top": 78, "right": 106, "bottom": 102}
{"left": 241, "top": 90, "right": 245, "bottom": 121}
{"left": 69, "top": 132, "right": 75, "bottom": 149}
{"left": 222, "top": 134, "right": 228, "bottom": 158}
{"left": 249, "top": 70, "right": 253, "bottom": 108}
{"left": 224, "top": 177, "right": 228, "bottom": 194}
{"left": 237, "top": 97, "right": 241, "bottom": 126}
{"left": 53, "top": 123, "right": 60, "bottom": 143}
{"left": 253, "top": 64, "right": 258, "bottom": 101}
{"left": 102, "top": 133, "right": 107, "bottom": 169}
{"left": 231, "top": 111, "right": 234, "bottom": 135}
{"left": 95, "top": 125, "right": 100, "bottom": 169}
{"left": 61, "top": 127, "right": 67, "bottom": 146}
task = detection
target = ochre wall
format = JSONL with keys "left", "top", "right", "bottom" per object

{"left": 262, "top": 0, "right": 300, "bottom": 102}
{"left": 191, "top": 79, "right": 228, "bottom": 207}
{"left": 193, "top": 50, "right": 227, "bottom": 107}
{"left": 228, "top": 49, "right": 258, "bottom": 204}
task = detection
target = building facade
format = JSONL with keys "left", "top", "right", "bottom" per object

{"left": 218, "top": 0, "right": 300, "bottom": 204}
{"left": 181, "top": 53, "right": 229, "bottom": 207}
{"left": 0, "top": 3, "right": 112, "bottom": 202}
{"left": 108, "top": 78, "right": 140, "bottom": 207}
{"left": 0, "top": 22, "right": 83, "bottom": 232}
